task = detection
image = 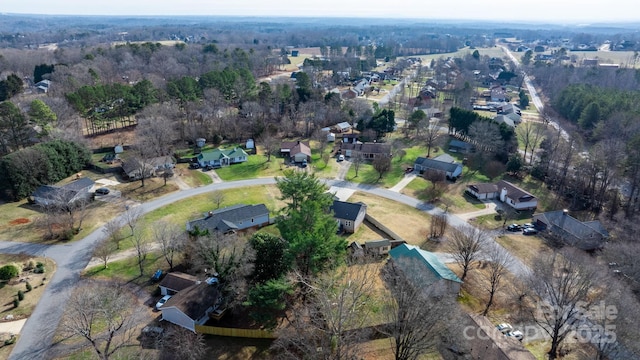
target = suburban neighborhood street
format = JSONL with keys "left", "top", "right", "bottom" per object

{"left": 3, "top": 172, "right": 535, "bottom": 359}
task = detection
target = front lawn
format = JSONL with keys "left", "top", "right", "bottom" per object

{"left": 83, "top": 251, "right": 166, "bottom": 291}
{"left": 0, "top": 254, "right": 55, "bottom": 319}
{"left": 215, "top": 155, "right": 284, "bottom": 181}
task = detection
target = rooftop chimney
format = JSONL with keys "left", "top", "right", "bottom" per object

{"left": 559, "top": 209, "right": 569, "bottom": 229}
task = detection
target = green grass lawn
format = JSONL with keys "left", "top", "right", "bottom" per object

{"left": 215, "top": 154, "right": 285, "bottom": 181}
{"left": 83, "top": 251, "right": 166, "bottom": 290}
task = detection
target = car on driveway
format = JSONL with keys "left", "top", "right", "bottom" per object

{"left": 522, "top": 223, "right": 535, "bottom": 229}
{"left": 155, "top": 295, "right": 171, "bottom": 310}
{"left": 506, "top": 224, "right": 521, "bottom": 232}
{"left": 337, "top": 154, "right": 345, "bottom": 162}
{"left": 496, "top": 323, "right": 513, "bottom": 334}
{"left": 507, "top": 330, "right": 524, "bottom": 341}
{"left": 523, "top": 227, "right": 538, "bottom": 235}
{"left": 94, "top": 187, "right": 110, "bottom": 195}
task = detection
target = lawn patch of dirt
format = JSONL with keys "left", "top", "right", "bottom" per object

{"left": 8, "top": 218, "right": 29, "bottom": 225}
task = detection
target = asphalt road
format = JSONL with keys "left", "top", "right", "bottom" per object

{"left": 4, "top": 175, "right": 534, "bottom": 359}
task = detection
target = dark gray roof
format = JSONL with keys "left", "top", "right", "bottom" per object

{"left": 331, "top": 200, "right": 366, "bottom": 221}
{"left": 415, "top": 157, "right": 461, "bottom": 173}
{"left": 365, "top": 239, "right": 391, "bottom": 248}
{"left": 449, "top": 139, "right": 473, "bottom": 149}
{"left": 341, "top": 142, "right": 392, "bottom": 155}
{"left": 187, "top": 204, "right": 269, "bottom": 233}
{"left": 534, "top": 210, "right": 609, "bottom": 248}
{"left": 32, "top": 177, "right": 94, "bottom": 203}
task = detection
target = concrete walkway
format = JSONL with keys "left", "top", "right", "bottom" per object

{"left": 389, "top": 172, "right": 417, "bottom": 192}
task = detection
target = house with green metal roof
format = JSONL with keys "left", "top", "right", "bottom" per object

{"left": 196, "top": 147, "right": 248, "bottom": 168}
{"left": 389, "top": 244, "right": 462, "bottom": 296}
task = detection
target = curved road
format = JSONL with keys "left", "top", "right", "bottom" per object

{"left": 5, "top": 176, "right": 530, "bottom": 359}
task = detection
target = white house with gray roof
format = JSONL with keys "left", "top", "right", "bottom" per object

{"left": 331, "top": 200, "right": 367, "bottom": 233}
{"left": 414, "top": 154, "right": 463, "bottom": 179}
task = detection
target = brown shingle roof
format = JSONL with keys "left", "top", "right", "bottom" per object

{"left": 281, "top": 141, "right": 310, "bottom": 152}
{"left": 159, "top": 272, "right": 197, "bottom": 293}
{"left": 163, "top": 282, "right": 220, "bottom": 320}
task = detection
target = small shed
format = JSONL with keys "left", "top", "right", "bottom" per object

{"left": 246, "top": 139, "right": 255, "bottom": 150}
{"left": 196, "top": 138, "right": 206, "bottom": 148}
{"left": 114, "top": 145, "right": 124, "bottom": 154}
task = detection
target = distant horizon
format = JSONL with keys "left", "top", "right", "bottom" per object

{"left": 2, "top": 0, "right": 639, "bottom": 25}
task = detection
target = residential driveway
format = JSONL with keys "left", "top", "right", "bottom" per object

{"left": 335, "top": 159, "right": 351, "bottom": 180}
{"left": 0, "top": 319, "right": 26, "bottom": 335}
{"left": 389, "top": 172, "right": 417, "bottom": 192}
{"left": 328, "top": 186, "right": 355, "bottom": 201}
{"left": 456, "top": 200, "right": 499, "bottom": 221}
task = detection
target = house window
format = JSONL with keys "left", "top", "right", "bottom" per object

{"left": 345, "top": 221, "right": 351, "bottom": 227}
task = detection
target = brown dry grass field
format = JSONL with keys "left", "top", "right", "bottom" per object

{"left": 347, "top": 192, "right": 431, "bottom": 246}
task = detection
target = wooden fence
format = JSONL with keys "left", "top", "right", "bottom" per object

{"left": 194, "top": 325, "right": 276, "bottom": 339}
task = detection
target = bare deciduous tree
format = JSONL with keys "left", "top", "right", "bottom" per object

{"left": 422, "top": 118, "right": 443, "bottom": 158}
{"left": 153, "top": 221, "right": 185, "bottom": 271}
{"left": 273, "top": 263, "right": 379, "bottom": 359}
{"left": 527, "top": 250, "right": 602, "bottom": 360}
{"left": 123, "top": 205, "right": 143, "bottom": 237}
{"left": 210, "top": 191, "right": 225, "bottom": 210}
{"left": 102, "top": 219, "right": 123, "bottom": 250}
{"left": 380, "top": 260, "right": 462, "bottom": 360}
{"left": 428, "top": 213, "right": 448, "bottom": 239}
{"left": 481, "top": 245, "right": 513, "bottom": 316}
{"left": 446, "top": 226, "right": 486, "bottom": 281}
{"left": 159, "top": 326, "right": 207, "bottom": 360}
{"left": 94, "top": 239, "right": 116, "bottom": 269}
{"left": 61, "top": 282, "right": 144, "bottom": 360}
{"left": 130, "top": 230, "right": 149, "bottom": 277}
{"left": 373, "top": 156, "right": 392, "bottom": 181}
{"left": 351, "top": 152, "right": 365, "bottom": 178}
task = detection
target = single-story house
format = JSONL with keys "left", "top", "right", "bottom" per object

{"left": 32, "top": 177, "right": 95, "bottom": 207}
{"left": 35, "top": 79, "right": 51, "bottom": 93}
{"left": 364, "top": 239, "right": 391, "bottom": 255}
{"left": 466, "top": 183, "right": 500, "bottom": 200}
{"left": 491, "top": 87, "right": 507, "bottom": 102}
{"left": 331, "top": 200, "right": 367, "bottom": 233}
{"left": 341, "top": 142, "right": 391, "bottom": 159}
{"left": 449, "top": 139, "right": 475, "bottom": 154}
{"left": 533, "top": 210, "right": 609, "bottom": 251}
{"left": 197, "top": 148, "right": 248, "bottom": 168}
{"left": 122, "top": 158, "right": 155, "bottom": 180}
{"left": 494, "top": 114, "right": 516, "bottom": 128}
{"left": 466, "top": 314, "right": 536, "bottom": 360}
{"left": 389, "top": 244, "right": 462, "bottom": 296}
{"left": 160, "top": 281, "right": 222, "bottom": 332}
{"left": 280, "top": 141, "right": 311, "bottom": 163}
{"left": 186, "top": 204, "right": 270, "bottom": 234}
{"left": 341, "top": 88, "right": 358, "bottom": 100}
{"left": 414, "top": 156, "right": 463, "bottom": 179}
{"left": 148, "top": 155, "right": 176, "bottom": 171}
{"left": 466, "top": 180, "right": 537, "bottom": 211}
{"left": 334, "top": 122, "right": 352, "bottom": 133}
{"left": 159, "top": 272, "right": 198, "bottom": 296}
{"left": 498, "top": 103, "right": 522, "bottom": 116}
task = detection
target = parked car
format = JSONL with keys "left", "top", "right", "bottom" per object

{"left": 189, "top": 162, "right": 201, "bottom": 169}
{"left": 301, "top": 159, "right": 308, "bottom": 168}
{"left": 337, "top": 154, "right": 345, "bottom": 162}
{"left": 506, "top": 224, "right": 521, "bottom": 232}
{"left": 94, "top": 187, "right": 110, "bottom": 195}
{"left": 507, "top": 330, "right": 524, "bottom": 341}
{"left": 522, "top": 223, "right": 535, "bottom": 229}
{"left": 523, "top": 227, "right": 538, "bottom": 235}
{"left": 496, "top": 323, "right": 513, "bottom": 334}
{"left": 155, "top": 295, "right": 171, "bottom": 310}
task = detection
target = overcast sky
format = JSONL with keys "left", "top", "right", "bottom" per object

{"left": 2, "top": 0, "right": 638, "bottom": 23}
